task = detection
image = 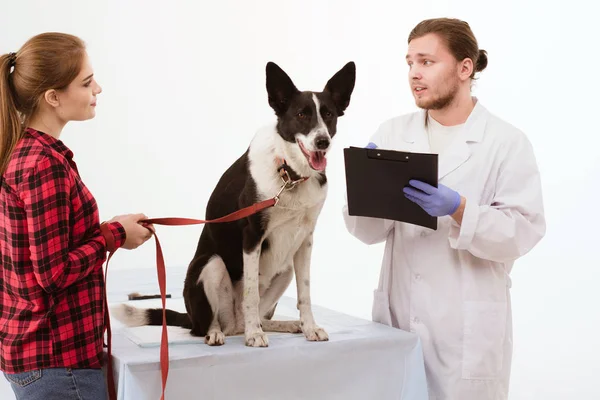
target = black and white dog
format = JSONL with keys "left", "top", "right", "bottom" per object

{"left": 114, "top": 61, "right": 355, "bottom": 347}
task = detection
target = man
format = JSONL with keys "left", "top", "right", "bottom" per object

{"left": 343, "top": 18, "right": 546, "bottom": 400}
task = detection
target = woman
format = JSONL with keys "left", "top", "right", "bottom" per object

{"left": 0, "top": 33, "right": 153, "bottom": 399}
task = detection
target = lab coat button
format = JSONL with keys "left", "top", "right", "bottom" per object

{"left": 420, "top": 231, "right": 427, "bottom": 237}
{"left": 415, "top": 274, "right": 421, "bottom": 281}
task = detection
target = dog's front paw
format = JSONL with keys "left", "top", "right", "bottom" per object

{"left": 302, "top": 325, "right": 329, "bottom": 341}
{"left": 245, "top": 331, "right": 269, "bottom": 347}
{"left": 205, "top": 330, "right": 225, "bottom": 346}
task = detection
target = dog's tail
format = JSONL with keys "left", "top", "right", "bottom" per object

{"left": 111, "top": 304, "right": 192, "bottom": 329}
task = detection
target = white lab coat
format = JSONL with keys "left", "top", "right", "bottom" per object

{"left": 343, "top": 99, "right": 545, "bottom": 400}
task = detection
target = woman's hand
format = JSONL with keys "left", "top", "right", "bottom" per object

{"left": 109, "top": 213, "right": 154, "bottom": 250}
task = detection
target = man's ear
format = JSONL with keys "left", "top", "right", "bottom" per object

{"left": 43, "top": 89, "right": 60, "bottom": 108}
{"left": 459, "top": 58, "right": 473, "bottom": 81}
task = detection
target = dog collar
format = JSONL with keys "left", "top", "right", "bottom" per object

{"left": 275, "top": 157, "right": 309, "bottom": 186}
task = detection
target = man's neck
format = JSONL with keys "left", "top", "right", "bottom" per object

{"left": 27, "top": 112, "right": 65, "bottom": 139}
{"left": 428, "top": 92, "right": 475, "bottom": 126}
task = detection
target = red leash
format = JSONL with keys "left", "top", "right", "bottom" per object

{"left": 103, "top": 191, "right": 292, "bottom": 399}
{"left": 140, "top": 197, "right": 278, "bottom": 399}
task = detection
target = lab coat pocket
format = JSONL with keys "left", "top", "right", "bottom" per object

{"left": 462, "top": 301, "right": 507, "bottom": 380}
{"left": 372, "top": 289, "right": 392, "bottom": 326}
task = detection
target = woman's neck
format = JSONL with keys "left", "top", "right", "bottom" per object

{"left": 27, "top": 111, "right": 65, "bottom": 139}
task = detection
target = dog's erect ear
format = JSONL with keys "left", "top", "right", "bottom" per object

{"left": 323, "top": 61, "right": 356, "bottom": 116}
{"left": 266, "top": 62, "right": 299, "bottom": 116}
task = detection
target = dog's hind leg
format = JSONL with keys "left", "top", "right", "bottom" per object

{"left": 259, "top": 266, "right": 293, "bottom": 319}
{"left": 261, "top": 320, "right": 302, "bottom": 333}
{"left": 205, "top": 318, "right": 225, "bottom": 346}
{"left": 259, "top": 267, "right": 302, "bottom": 334}
{"left": 197, "top": 255, "right": 235, "bottom": 346}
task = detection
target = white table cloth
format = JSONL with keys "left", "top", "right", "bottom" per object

{"left": 108, "top": 295, "right": 429, "bottom": 400}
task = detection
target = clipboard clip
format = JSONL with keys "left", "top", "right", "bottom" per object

{"left": 367, "top": 148, "right": 410, "bottom": 162}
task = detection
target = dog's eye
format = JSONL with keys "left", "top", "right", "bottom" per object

{"left": 325, "top": 111, "right": 332, "bottom": 117}
{"left": 297, "top": 112, "right": 305, "bottom": 119}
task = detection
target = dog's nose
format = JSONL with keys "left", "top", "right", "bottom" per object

{"left": 315, "top": 136, "right": 330, "bottom": 150}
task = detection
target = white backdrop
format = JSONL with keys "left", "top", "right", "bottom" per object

{"left": 1, "top": 1, "right": 598, "bottom": 399}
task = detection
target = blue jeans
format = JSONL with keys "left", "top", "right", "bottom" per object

{"left": 3, "top": 368, "right": 108, "bottom": 400}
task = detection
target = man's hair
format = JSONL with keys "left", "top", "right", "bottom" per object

{"left": 408, "top": 18, "right": 488, "bottom": 78}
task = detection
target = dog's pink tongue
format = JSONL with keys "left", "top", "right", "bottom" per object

{"left": 310, "top": 152, "right": 327, "bottom": 171}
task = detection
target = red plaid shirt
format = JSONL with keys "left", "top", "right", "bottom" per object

{"left": 0, "top": 128, "right": 126, "bottom": 373}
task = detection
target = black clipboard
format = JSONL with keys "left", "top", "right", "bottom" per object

{"left": 343, "top": 146, "right": 439, "bottom": 230}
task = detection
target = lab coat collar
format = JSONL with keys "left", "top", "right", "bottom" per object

{"left": 402, "top": 97, "right": 489, "bottom": 179}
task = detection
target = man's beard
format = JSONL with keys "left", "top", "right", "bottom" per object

{"left": 416, "top": 75, "right": 460, "bottom": 110}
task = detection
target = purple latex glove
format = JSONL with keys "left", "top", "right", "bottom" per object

{"left": 365, "top": 142, "right": 378, "bottom": 149}
{"left": 403, "top": 179, "right": 461, "bottom": 217}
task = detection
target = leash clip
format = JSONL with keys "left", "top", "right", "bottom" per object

{"left": 273, "top": 163, "right": 308, "bottom": 206}
{"left": 274, "top": 182, "right": 286, "bottom": 206}
{"left": 280, "top": 168, "right": 306, "bottom": 188}
{"left": 274, "top": 172, "right": 305, "bottom": 206}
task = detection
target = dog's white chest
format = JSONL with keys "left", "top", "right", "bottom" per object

{"left": 258, "top": 195, "right": 322, "bottom": 279}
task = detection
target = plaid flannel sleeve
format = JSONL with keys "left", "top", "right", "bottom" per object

{"left": 100, "top": 221, "right": 126, "bottom": 252}
{"left": 19, "top": 156, "right": 110, "bottom": 293}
